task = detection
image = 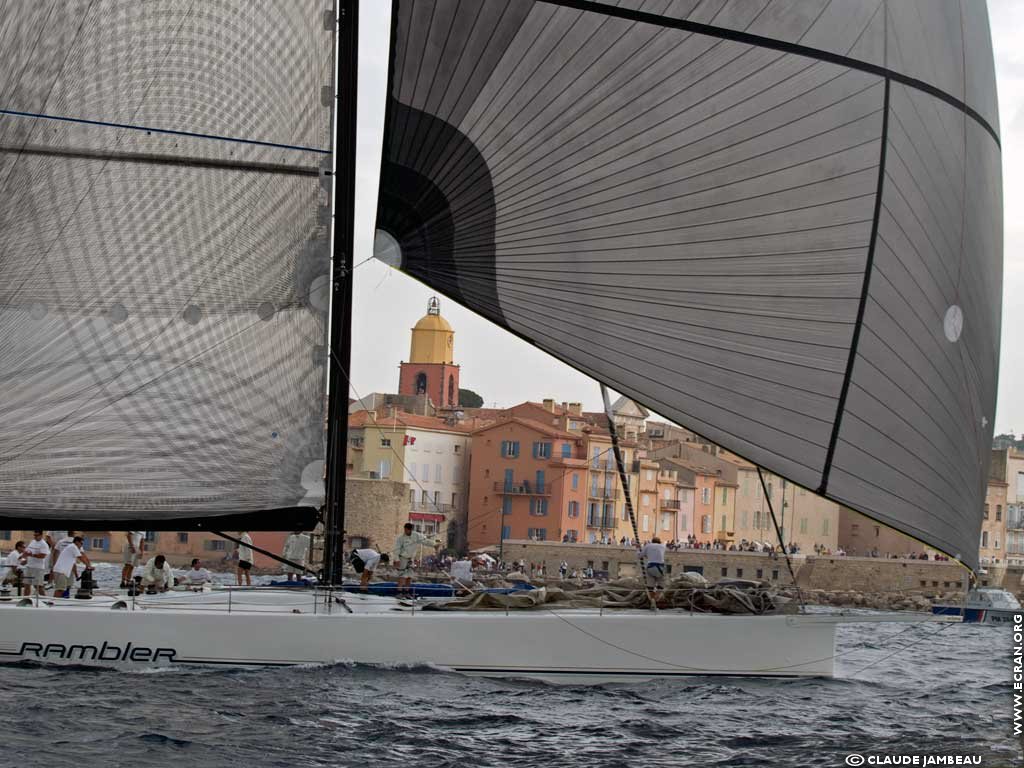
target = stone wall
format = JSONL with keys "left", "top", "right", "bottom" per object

{"left": 344, "top": 477, "right": 413, "bottom": 551}
{"left": 496, "top": 540, "right": 973, "bottom": 594}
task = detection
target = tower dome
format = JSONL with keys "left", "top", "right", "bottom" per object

{"left": 409, "top": 297, "right": 454, "bottom": 364}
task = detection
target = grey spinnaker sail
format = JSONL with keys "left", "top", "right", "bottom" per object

{"left": 0, "top": 1, "right": 335, "bottom": 525}
{"left": 375, "top": 0, "right": 1002, "bottom": 569}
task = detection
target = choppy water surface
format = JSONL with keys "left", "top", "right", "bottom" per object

{"left": 0, "top": 568, "right": 1020, "bottom": 767}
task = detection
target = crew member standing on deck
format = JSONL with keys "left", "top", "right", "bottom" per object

{"left": 23, "top": 531, "right": 50, "bottom": 597}
{"left": 121, "top": 531, "right": 145, "bottom": 589}
{"left": 52, "top": 535, "right": 91, "bottom": 598}
{"left": 281, "top": 530, "right": 310, "bottom": 581}
{"left": 236, "top": 532, "right": 254, "bottom": 586}
{"left": 393, "top": 523, "right": 440, "bottom": 599}
{"left": 640, "top": 536, "right": 668, "bottom": 603}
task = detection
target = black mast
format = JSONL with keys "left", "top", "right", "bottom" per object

{"left": 322, "top": 0, "right": 359, "bottom": 585}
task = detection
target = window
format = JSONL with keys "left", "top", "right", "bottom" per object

{"left": 421, "top": 464, "right": 429, "bottom": 482}
{"left": 501, "top": 440, "right": 520, "bottom": 458}
{"left": 772, "top": 570, "right": 779, "bottom": 581}
{"left": 448, "top": 374, "right": 455, "bottom": 406}
{"left": 452, "top": 493, "right": 458, "bottom": 508}
{"left": 721, "top": 487, "right": 728, "bottom": 504}
{"left": 144, "top": 532, "right": 156, "bottom": 543}
{"left": 501, "top": 525, "right": 511, "bottom": 540}
{"left": 435, "top": 464, "right": 442, "bottom": 483}
{"left": 0, "top": 531, "right": 10, "bottom": 540}
{"left": 721, "top": 567, "right": 728, "bottom": 577}
{"left": 379, "top": 459, "right": 392, "bottom": 479}
{"left": 572, "top": 473, "right": 579, "bottom": 491}
{"left": 536, "top": 470, "right": 546, "bottom": 493}
{"left": 533, "top": 442, "right": 552, "bottom": 459}
{"left": 409, "top": 489, "right": 415, "bottom": 504}
{"left": 983, "top": 504, "right": 989, "bottom": 519}
{"left": 822, "top": 519, "right": 830, "bottom": 535}
{"left": 409, "top": 462, "right": 417, "bottom": 481}
{"left": 851, "top": 523, "right": 859, "bottom": 533}
{"left": 529, "top": 498, "right": 549, "bottom": 516}
{"left": 874, "top": 526, "right": 880, "bottom": 538}
{"left": 587, "top": 502, "right": 599, "bottom": 527}
{"left": 642, "top": 494, "right": 650, "bottom": 507}
{"left": 504, "top": 468, "right": 514, "bottom": 489}
{"left": 422, "top": 489, "right": 429, "bottom": 503}
{"left": 997, "top": 505, "right": 1003, "bottom": 521}
{"left": 754, "top": 510, "right": 761, "bottom": 529}
{"left": 736, "top": 568, "right": 743, "bottom": 578}
{"left": 592, "top": 446, "right": 601, "bottom": 468}
{"left": 679, "top": 514, "right": 687, "bottom": 531}
{"left": 528, "top": 528, "right": 547, "bottom": 541}
{"left": 602, "top": 504, "right": 615, "bottom": 529}
{"left": 454, "top": 444, "right": 461, "bottom": 454}
{"left": 568, "top": 501, "right": 580, "bottom": 518}
{"left": 90, "top": 538, "right": 107, "bottom": 551}
{"left": 646, "top": 470, "right": 654, "bottom": 481}
{"left": 702, "top": 515, "right": 711, "bottom": 533}
{"left": 740, "top": 510, "right": 748, "bottom": 529}
{"left": 799, "top": 518, "right": 808, "bottom": 534}
{"left": 642, "top": 515, "right": 650, "bottom": 532}
{"left": 701, "top": 488, "right": 710, "bottom": 505}
{"left": 381, "top": 438, "right": 391, "bottom": 448}
{"left": 502, "top": 497, "right": 512, "bottom": 515}
{"left": 452, "top": 467, "right": 461, "bottom": 484}
{"left": 720, "top": 515, "right": 726, "bottom": 532}
{"left": 177, "top": 533, "right": 189, "bottom": 544}
{"left": 981, "top": 531, "right": 989, "bottom": 547}
{"left": 561, "top": 443, "right": 572, "bottom": 459}
{"left": 756, "top": 569, "right": 763, "bottom": 579}
{"left": 995, "top": 538, "right": 1000, "bottom": 550}
{"left": 661, "top": 513, "right": 672, "bottom": 531}
{"left": 415, "top": 372, "right": 427, "bottom": 395}
{"left": 205, "top": 540, "right": 227, "bottom": 552}
{"left": 570, "top": 420, "right": 581, "bottom": 430}
{"left": 565, "top": 529, "right": 578, "bottom": 542}
{"left": 434, "top": 491, "right": 441, "bottom": 505}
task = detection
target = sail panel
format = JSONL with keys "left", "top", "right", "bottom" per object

{"left": 0, "top": 1, "right": 334, "bottom": 520}
{"left": 377, "top": 0, "right": 1001, "bottom": 568}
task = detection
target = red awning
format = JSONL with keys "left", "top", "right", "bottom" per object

{"left": 409, "top": 512, "right": 445, "bottom": 522}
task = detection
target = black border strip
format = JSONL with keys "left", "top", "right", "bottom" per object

{"left": 818, "top": 77, "right": 891, "bottom": 494}
{"left": 540, "top": 0, "right": 1000, "bottom": 147}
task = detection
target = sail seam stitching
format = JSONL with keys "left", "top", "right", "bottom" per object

{"left": 539, "top": 0, "right": 999, "bottom": 148}
{"left": 818, "top": 77, "right": 890, "bottom": 495}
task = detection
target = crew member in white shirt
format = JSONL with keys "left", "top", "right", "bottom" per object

{"left": 52, "top": 535, "right": 91, "bottom": 597}
{"left": 281, "top": 531, "right": 310, "bottom": 581}
{"left": 393, "top": 523, "right": 440, "bottom": 598}
{"left": 182, "top": 558, "right": 213, "bottom": 588}
{"left": 141, "top": 554, "right": 174, "bottom": 593}
{"left": 1, "top": 542, "right": 27, "bottom": 595}
{"left": 640, "top": 536, "right": 668, "bottom": 602}
{"left": 23, "top": 531, "right": 51, "bottom": 596}
{"left": 121, "top": 531, "right": 145, "bottom": 588}
{"left": 351, "top": 548, "right": 388, "bottom": 592}
{"left": 236, "top": 532, "right": 255, "bottom": 586}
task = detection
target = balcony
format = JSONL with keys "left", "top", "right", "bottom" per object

{"left": 587, "top": 487, "right": 621, "bottom": 500}
{"left": 660, "top": 499, "right": 681, "bottom": 510}
{"left": 590, "top": 459, "right": 617, "bottom": 472}
{"left": 493, "top": 481, "right": 550, "bottom": 496}
{"left": 1007, "top": 512, "right": 1024, "bottom": 531}
{"left": 349, "top": 437, "right": 364, "bottom": 449}
{"left": 586, "top": 515, "right": 617, "bottom": 529}
{"left": 410, "top": 501, "right": 452, "bottom": 514}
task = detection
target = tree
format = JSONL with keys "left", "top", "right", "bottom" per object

{"left": 458, "top": 388, "right": 484, "bottom": 408}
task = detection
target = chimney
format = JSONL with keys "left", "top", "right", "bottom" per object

{"left": 568, "top": 402, "right": 582, "bottom": 415}
{"left": 542, "top": 398, "right": 555, "bottom": 412}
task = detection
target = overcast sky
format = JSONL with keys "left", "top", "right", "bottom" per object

{"left": 349, "top": 2, "right": 1023, "bottom": 434}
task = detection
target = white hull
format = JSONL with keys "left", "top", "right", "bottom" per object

{"left": 0, "top": 590, "right": 883, "bottom": 683}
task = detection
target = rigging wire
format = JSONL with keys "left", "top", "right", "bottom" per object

{"left": 757, "top": 466, "right": 807, "bottom": 613}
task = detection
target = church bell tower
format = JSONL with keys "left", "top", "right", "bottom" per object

{"left": 398, "top": 297, "right": 460, "bottom": 408}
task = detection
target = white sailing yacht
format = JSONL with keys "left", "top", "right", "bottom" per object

{"left": 0, "top": 0, "right": 1001, "bottom": 682}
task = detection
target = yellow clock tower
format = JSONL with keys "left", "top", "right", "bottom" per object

{"left": 399, "top": 297, "right": 460, "bottom": 407}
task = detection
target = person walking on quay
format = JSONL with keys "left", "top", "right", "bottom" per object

{"left": 236, "top": 531, "right": 254, "bottom": 586}
{"left": 52, "top": 535, "right": 91, "bottom": 598}
{"left": 393, "top": 523, "right": 439, "bottom": 599}
{"left": 121, "top": 531, "right": 145, "bottom": 588}
{"left": 23, "top": 531, "right": 50, "bottom": 597}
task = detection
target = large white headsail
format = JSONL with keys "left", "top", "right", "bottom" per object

{"left": 375, "top": 0, "right": 1001, "bottom": 569}
{"left": 0, "top": 1, "right": 335, "bottom": 526}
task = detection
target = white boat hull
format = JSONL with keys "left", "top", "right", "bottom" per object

{"left": 0, "top": 591, "right": 845, "bottom": 683}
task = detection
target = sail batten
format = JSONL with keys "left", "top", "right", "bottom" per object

{"left": 377, "top": 0, "right": 1001, "bottom": 569}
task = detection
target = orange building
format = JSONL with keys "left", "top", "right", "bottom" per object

{"left": 466, "top": 415, "right": 587, "bottom": 549}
